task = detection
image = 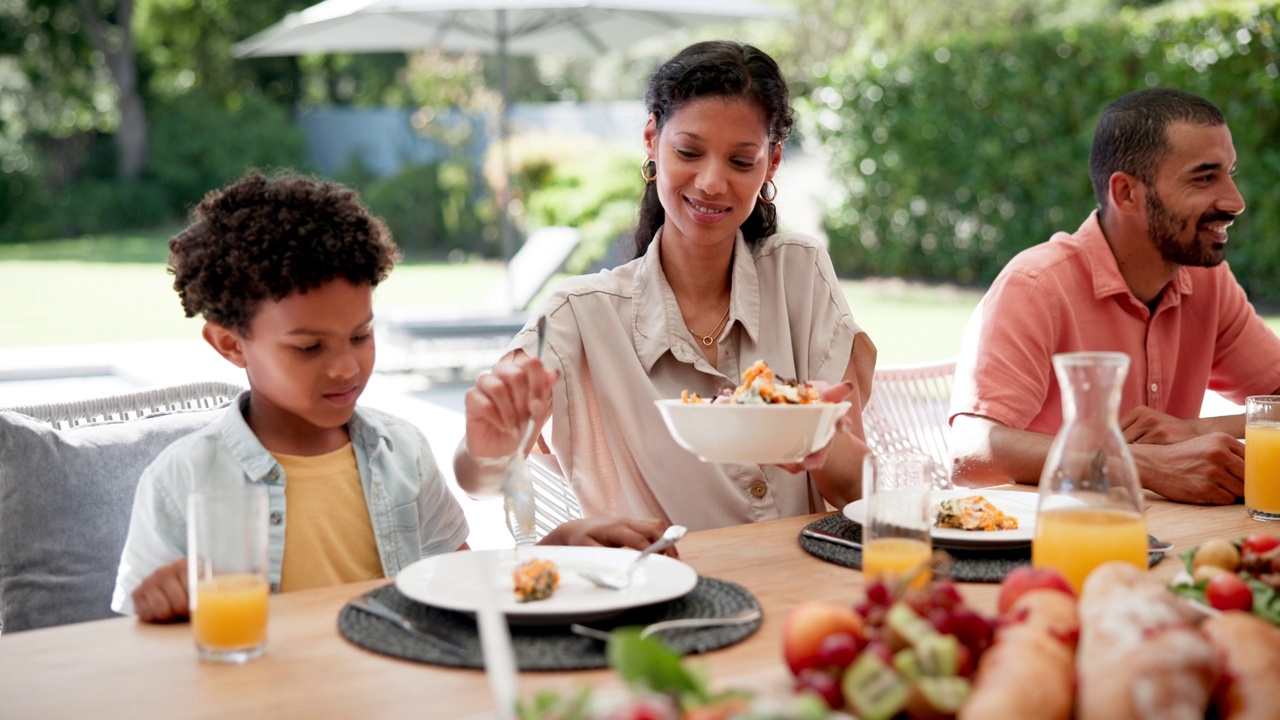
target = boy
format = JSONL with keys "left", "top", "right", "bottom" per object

{"left": 114, "top": 172, "right": 664, "bottom": 623}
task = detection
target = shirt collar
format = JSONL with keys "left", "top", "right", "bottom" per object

{"left": 1077, "top": 210, "right": 1193, "bottom": 310}
{"left": 632, "top": 227, "right": 761, "bottom": 373}
{"left": 215, "top": 390, "right": 393, "bottom": 479}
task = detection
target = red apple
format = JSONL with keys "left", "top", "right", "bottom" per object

{"left": 783, "top": 602, "right": 866, "bottom": 675}
{"left": 997, "top": 566, "right": 1075, "bottom": 615}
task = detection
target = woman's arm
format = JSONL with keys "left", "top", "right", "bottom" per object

{"left": 795, "top": 331, "right": 876, "bottom": 508}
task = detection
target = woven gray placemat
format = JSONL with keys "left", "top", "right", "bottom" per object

{"left": 337, "top": 576, "right": 761, "bottom": 671}
{"left": 798, "top": 513, "right": 1166, "bottom": 584}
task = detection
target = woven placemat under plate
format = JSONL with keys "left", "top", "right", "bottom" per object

{"left": 338, "top": 576, "right": 761, "bottom": 671}
{"left": 798, "top": 513, "right": 1166, "bottom": 584}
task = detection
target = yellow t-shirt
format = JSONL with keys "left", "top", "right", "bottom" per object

{"left": 274, "top": 443, "right": 384, "bottom": 593}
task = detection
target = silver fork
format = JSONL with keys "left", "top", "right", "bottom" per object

{"left": 347, "top": 595, "right": 468, "bottom": 658}
{"left": 570, "top": 606, "right": 762, "bottom": 641}
{"left": 504, "top": 315, "right": 547, "bottom": 550}
{"left": 579, "top": 524, "right": 687, "bottom": 590}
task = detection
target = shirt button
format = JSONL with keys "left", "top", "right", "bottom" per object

{"left": 270, "top": 511, "right": 283, "bottom": 525}
{"left": 1150, "top": 383, "right": 1158, "bottom": 393}
{"left": 749, "top": 480, "right": 768, "bottom": 499}
{"left": 270, "top": 582, "right": 280, "bottom": 593}
{"left": 268, "top": 468, "right": 280, "bottom": 481}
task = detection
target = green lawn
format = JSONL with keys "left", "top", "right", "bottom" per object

{"left": 4, "top": 230, "right": 1274, "bottom": 367}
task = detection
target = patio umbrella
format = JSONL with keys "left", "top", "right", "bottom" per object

{"left": 234, "top": 0, "right": 790, "bottom": 307}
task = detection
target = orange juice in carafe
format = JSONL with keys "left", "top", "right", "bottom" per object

{"left": 1033, "top": 352, "right": 1146, "bottom": 592}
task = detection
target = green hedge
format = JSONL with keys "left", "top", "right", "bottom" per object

{"left": 810, "top": 0, "right": 1280, "bottom": 301}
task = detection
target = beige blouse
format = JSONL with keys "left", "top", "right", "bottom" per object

{"left": 509, "top": 229, "right": 868, "bottom": 532}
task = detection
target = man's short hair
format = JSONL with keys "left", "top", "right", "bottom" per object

{"left": 1089, "top": 88, "right": 1225, "bottom": 214}
{"left": 169, "top": 172, "right": 400, "bottom": 334}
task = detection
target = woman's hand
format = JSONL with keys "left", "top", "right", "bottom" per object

{"left": 462, "top": 354, "right": 558, "bottom": 460}
{"left": 132, "top": 557, "right": 189, "bottom": 623}
{"left": 774, "top": 381, "right": 855, "bottom": 474}
{"left": 539, "top": 518, "right": 679, "bottom": 558}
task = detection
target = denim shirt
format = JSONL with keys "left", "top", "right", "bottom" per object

{"left": 111, "top": 392, "right": 468, "bottom": 615}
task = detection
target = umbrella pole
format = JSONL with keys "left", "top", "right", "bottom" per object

{"left": 497, "top": 9, "right": 518, "bottom": 314}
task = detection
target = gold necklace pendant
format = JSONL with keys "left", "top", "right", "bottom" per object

{"left": 694, "top": 304, "right": 732, "bottom": 347}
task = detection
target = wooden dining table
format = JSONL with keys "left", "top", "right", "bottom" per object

{"left": 0, "top": 491, "right": 1266, "bottom": 719}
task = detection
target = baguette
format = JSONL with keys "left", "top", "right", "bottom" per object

{"left": 1199, "top": 611, "right": 1280, "bottom": 720}
{"left": 958, "top": 589, "right": 1077, "bottom": 720}
{"left": 1077, "top": 562, "right": 1219, "bottom": 720}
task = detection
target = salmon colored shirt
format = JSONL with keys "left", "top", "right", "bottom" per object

{"left": 950, "top": 211, "right": 1280, "bottom": 435}
{"left": 508, "top": 228, "right": 869, "bottom": 531}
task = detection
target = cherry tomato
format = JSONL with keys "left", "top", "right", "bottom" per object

{"left": 1241, "top": 533, "right": 1280, "bottom": 555}
{"left": 1205, "top": 572, "right": 1254, "bottom": 612}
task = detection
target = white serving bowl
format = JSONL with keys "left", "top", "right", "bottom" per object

{"left": 654, "top": 399, "right": 853, "bottom": 465}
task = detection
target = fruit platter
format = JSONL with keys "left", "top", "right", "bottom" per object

{"left": 1169, "top": 532, "right": 1280, "bottom": 624}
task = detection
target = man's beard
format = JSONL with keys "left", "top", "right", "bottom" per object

{"left": 1146, "top": 191, "right": 1231, "bottom": 268}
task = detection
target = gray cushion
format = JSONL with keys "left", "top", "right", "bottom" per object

{"left": 0, "top": 408, "right": 222, "bottom": 632}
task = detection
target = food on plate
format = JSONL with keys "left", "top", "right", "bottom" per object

{"left": 782, "top": 579, "right": 996, "bottom": 718}
{"left": 1199, "top": 611, "right": 1280, "bottom": 720}
{"left": 960, "top": 583, "right": 1078, "bottom": 720}
{"left": 1192, "top": 538, "right": 1241, "bottom": 573}
{"left": 520, "top": 630, "right": 835, "bottom": 719}
{"left": 1077, "top": 562, "right": 1219, "bottom": 720}
{"left": 681, "top": 360, "right": 823, "bottom": 405}
{"left": 933, "top": 496, "right": 1018, "bottom": 532}
{"left": 512, "top": 558, "right": 559, "bottom": 603}
{"left": 1170, "top": 533, "right": 1280, "bottom": 626}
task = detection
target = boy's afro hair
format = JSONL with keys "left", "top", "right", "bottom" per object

{"left": 169, "top": 172, "right": 400, "bottom": 333}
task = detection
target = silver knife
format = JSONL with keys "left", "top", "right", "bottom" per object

{"left": 801, "top": 527, "right": 863, "bottom": 551}
{"left": 347, "top": 595, "right": 468, "bottom": 658}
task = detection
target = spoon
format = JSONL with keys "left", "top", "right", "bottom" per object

{"left": 579, "top": 525, "right": 687, "bottom": 590}
{"left": 504, "top": 316, "right": 547, "bottom": 549}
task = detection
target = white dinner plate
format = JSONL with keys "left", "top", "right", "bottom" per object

{"left": 843, "top": 489, "right": 1039, "bottom": 550}
{"left": 395, "top": 546, "right": 698, "bottom": 624}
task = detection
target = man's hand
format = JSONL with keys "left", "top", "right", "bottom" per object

{"left": 1133, "top": 433, "right": 1245, "bottom": 505}
{"left": 1120, "top": 406, "right": 1204, "bottom": 445}
{"left": 539, "top": 518, "right": 678, "bottom": 558}
{"left": 132, "top": 557, "right": 190, "bottom": 623}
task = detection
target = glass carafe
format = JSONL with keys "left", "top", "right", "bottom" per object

{"left": 1032, "top": 352, "right": 1147, "bottom": 593}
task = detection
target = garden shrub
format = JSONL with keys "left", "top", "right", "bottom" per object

{"left": 354, "top": 157, "right": 496, "bottom": 259}
{"left": 811, "top": 0, "right": 1280, "bottom": 302}
{"left": 148, "top": 89, "right": 309, "bottom": 216}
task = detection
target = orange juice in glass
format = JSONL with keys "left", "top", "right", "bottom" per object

{"left": 1032, "top": 507, "right": 1148, "bottom": 593}
{"left": 1245, "top": 396, "right": 1280, "bottom": 521}
{"left": 862, "top": 452, "right": 933, "bottom": 591}
{"left": 863, "top": 537, "right": 932, "bottom": 590}
{"left": 189, "top": 485, "right": 270, "bottom": 663}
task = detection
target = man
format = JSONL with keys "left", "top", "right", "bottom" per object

{"left": 949, "top": 88, "right": 1280, "bottom": 504}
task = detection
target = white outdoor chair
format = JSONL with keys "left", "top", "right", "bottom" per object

{"left": 0, "top": 381, "right": 243, "bottom": 632}
{"left": 862, "top": 359, "right": 957, "bottom": 489}
{"left": 527, "top": 453, "right": 583, "bottom": 540}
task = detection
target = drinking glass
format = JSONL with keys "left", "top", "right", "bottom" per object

{"left": 1033, "top": 352, "right": 1147, "bottom": 593}
{"left": 861, "top": 451, "right": 934, "bottom": 590}
{"left": 188, "top": 484, "right": 270, "bottom": 664}
{"left": 1246, "top": 395, "right": 1280, "bottom": 521}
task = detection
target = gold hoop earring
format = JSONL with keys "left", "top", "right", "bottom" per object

{"left": 640, "top": 159, "right": 657, "bottom": 183}
{"left": 758, "top": 180, "right": 777, "bottom": 205}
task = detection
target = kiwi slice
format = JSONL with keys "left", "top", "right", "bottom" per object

{"left": 843, "top": 653, "right": 909, "bottom": 720}
{"left": 893, "top": 648, "right": 922, "bottom": 681}
{"left": 885, "top": 602, "right": 939, "bottom": 651}
{"left": 914, "top": 633, "right": 960, "bottom": 677}
{"left": 905, "top": 676, "right": 971, "bottom": 720}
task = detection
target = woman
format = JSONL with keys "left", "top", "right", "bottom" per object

{"left": 455, "top": 41, "right": 876, "bottom": 532}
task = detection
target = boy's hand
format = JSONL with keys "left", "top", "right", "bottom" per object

{"left": 464, "top": 354, "right": 558, "bottom": 459}
{"left": 132, "top": 558, "right": 190, "bottom": 623}
{"left": 539, "top": 518, "right": 679, "bottom": 558}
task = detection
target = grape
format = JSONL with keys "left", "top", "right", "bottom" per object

{"left": 927, "top": 606, "right": 954, "bottom": 635}
{"left": 865, "top": 580, "right": 892, "bottom": 607}
{"left": 948, "top": 607, "right": 995, "bottom": 657}
{"left": 795, "top": 667, "right": 844, "bottom": 709}
{"left": 817, "top": 632, "right": 861, "bottom": 670}
{"left": 930, "top": 581, "right": 963, "bottom": 610}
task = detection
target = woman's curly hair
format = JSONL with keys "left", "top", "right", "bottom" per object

{"left": 169, "top": 172, "right": 400, "bottom": 334}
